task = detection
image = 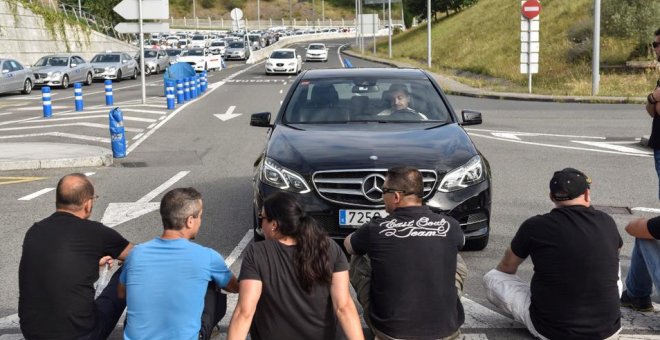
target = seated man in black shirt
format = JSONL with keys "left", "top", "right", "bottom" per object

{"left": 19, "top": 173, "right": 134, "bottom": 340}
{"left": 483, "top": 168, "right": 622, "bottom": 340}
{"left": 344, "top": 166, "right": 465, "bottom": 340}
{"left": 620, "top": 216, "right": 660, "bottom": 312}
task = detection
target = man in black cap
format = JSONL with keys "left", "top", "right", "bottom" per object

{"left": 483, "top": 168, "right": 622, "bottom": 340}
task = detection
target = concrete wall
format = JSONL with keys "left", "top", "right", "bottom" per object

{"left": 0, "top": 0, "right": 137, "bottom": 65}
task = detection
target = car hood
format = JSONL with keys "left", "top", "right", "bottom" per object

{"left": 31, "top": 66, "right": 69, "bottom": 73}
{"left": 268, "top": 58, "right": 297, "bottom": 63}
{"left": 226, "top": 48, "right": 245, "bottom": 53}
{"left": 91, "top": 62, "right": 121, "bottom": 68}
{"left": 307, "top": 50, "right": 327, "bottom": 54}
{"left": 266, "top": 123, "right": 478, "bottom": 172}
{"left": 177, "top": 56, "right": 205, "bottom": 62}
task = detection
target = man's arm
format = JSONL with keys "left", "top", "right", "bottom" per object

{"left": 222, "top": 275, "right": 239, "bottom": 293}
{"left": 117, "top": 282, "right": 126, "bottom": 299}
{"left": 117, "top": 243, "right": 134, "bottom": 261}
{"left": 646, "top": 88, "right": 660, "bottom": 118}
{"left": 227, "top": 279, "right": 262, "bottom": 340}
{"left": 343, "top": 234, "right": 355, "bottom": 255}
{"left": 495, "top": 247, "right": 525, "bottom": 274}
{"left": 625, "top": 218, "right": 655, "bottom": 239}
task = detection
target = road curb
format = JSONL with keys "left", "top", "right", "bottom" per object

{"left": 341, "top": 49, "right": 646, "bottom": 105}
{"left": 0, "top": 143, "right": 113, "bottom": 171}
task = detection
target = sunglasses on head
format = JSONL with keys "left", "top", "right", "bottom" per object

{"left": 653, "top": 42, "right": 660, "bottom": 48}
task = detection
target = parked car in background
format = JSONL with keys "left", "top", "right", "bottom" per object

{"left": 177, "top": 48, "right": 223, "bottom": 72}
{"left": 166, "top": 49, "right": 184, "bottom": 64}
{"left": 190, "top": 34, "right": 207, "bottom": 48}
{"left": 32, "top": 54, "right": 93, "bottom": 89}
{"left": 0, "top": 58, "right": 34, "bottom": 95}
{"left": 208, "top": 40, "right": 227, "bottom": 56}
{"left": 225, "top": 41, "right": 250, "bottom": 60}
{"left": 136, "top": 49, "right": 169, "bottom": 75}
{"left": 90, "top": 52, "right": 138, "bottom": 81}
{"left": 249, "top": 68, "right": 491, "bottom": 250}
{"left": 305, "top": 43, "right": 328, "bottom": 62}
{"left": 265, "top": 48, "right": 302, "bottom": 75}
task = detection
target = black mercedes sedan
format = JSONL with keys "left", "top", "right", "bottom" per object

{"left": 250, "top": 68, "right": 491, "bottom": 250}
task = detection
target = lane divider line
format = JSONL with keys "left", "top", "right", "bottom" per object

{"left": 18, "top": 188, "right": 54, "bottom": 201}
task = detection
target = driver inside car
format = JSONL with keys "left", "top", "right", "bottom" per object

{"left": 377, "top": 84, "right": 428, "bottom": 120}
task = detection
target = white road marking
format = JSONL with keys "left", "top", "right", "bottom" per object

{"left": 0, "top": 334, "right": 25, "bottom": 340}
{"left": 147, "top": 123, "right": 156, "bottom": 129}
{"left": 224, "top": 230, "right": 253, "bottom": 267}
{"left": 132, "top": 133, "right": 144, "bottom": 140}
{"left": 0, "top": 132, "right": 110, "bottom": 143}
{"left": 468, "top": 132, "right": 651, "bottom": 158}
{"left": 84, "top": 172, "right": 95, "bottom": 176}
{"left": 0, "top": 122, "right": 142, "bottom": 133}
{"left": 0, "top": 112, "right": 18, "bottom": 116}
{"left": 13, "top": 106, "right": 67, "bottom": 111}
{"left": 13, "top": 114, "right": 156, "bottom": 124}
{"left": 279, "top": 89, "right": 283, "bottom": 94}
{"left": 214, "top": 106, "right": 242, "bottom": 121}
{"left": 121, "top": 109, "right": 165, "bottom": 115}
{"left": 18, "top": 188, "right": 54, "bottom": 201}
{"left": 491, "top": 132, "right": 521, "bottom": 141}
{"left": 572, "top": 141, "right": 651, "bottom": 155}
{"left": 0, "top": 313, "right": 19, "bottom": 330}
{"left": 127, "top": 63, "right": 261, "bottom": 154}
{"left": 158, "top": 116, "right": 165, "bottom": 120}
{"left": 0, "top": 116, "right": 41, "bottom": 127}
{"left": 469, "top": 128, "right": 606, "bottom": 140}
{"left": 631, "top": 207, "right": 660, "bottom": 214}
{"left": 100, "top": 171, "right": 190, "bottom": 228}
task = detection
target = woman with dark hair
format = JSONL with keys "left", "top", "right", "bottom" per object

{"left": 227, "top": 192, "right": 364, "bottom": 340}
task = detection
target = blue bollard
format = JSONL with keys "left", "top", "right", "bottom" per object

{"left": 104, "top": 80, "right": 113, "bottom": 105}
{"left": 166, "top": 81, "right": 175, "bottom": 110}
{"left": 74, "top": 83, "right": 83, "bottom": 111}
{"left": 343, "top": 58, "right": 353, "bottom": 68}
{"left": 184, "top": 77, "right": 191, "bottom": 101}
{"left": 176, "top": 79, "right": 184, "bottom": 104}
{"left": 195, "top": 75, "right": 201, "bottom": 95}
{"left": 109, "top": 107, "right": 126, "bottom": 158}
{"left": 190, "top": 76, "right": 197, "bottom": 99}
{"left": 201, "top": 71, "right": 207, "bottom": 92}
{"left": 42, "top": 86, "right": 52, "bottom": 118}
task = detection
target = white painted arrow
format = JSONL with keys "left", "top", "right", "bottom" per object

{"left": 214, "top": 106, "right": 242, "bottom": 122}
{"left": 101, "top": 171, "right": 190, "bottom": 228}
{"left": 491, "top": 132, "right": 524, "bottom": 141}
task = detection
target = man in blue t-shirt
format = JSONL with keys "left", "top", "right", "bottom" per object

{"left": 620, "top": 216, "right": 660, "bottom": 312}
{"left": 119, "top": 187, "right": 239, "bottom": 340}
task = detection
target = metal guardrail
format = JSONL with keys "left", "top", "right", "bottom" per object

{"left": 169, "top": 17, "right": 404, "bottom": 31}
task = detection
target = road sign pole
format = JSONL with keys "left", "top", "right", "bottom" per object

{"left": 427, "top": 0, "right": 431, "bottom": 68}
{"left": 139, "top": 0, "right": 146, "bottom": 104}
{"left": 388, "top": 0, "right": 392, "bottom": 58}
{"left": 592, "top": 0, "right": 600, "bottom": 96}
{"left": 528, "top": 19, "right": 532, "bottom": 94}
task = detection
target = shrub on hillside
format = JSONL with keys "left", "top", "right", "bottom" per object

{"left": 602, "top": 0, "right": 660, "bottom": 59}
{"left": 566, "top": 19, "right": 592, "bottom": 63}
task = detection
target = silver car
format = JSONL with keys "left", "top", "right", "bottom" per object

{"left": 90, "top": 52, "right": 138, "bottom": 81}
{"left": 137, "top": 49, "right": 169, "bottom": 75}
{"left": 0, "top": 58, "right": 34, "bottom": 95}
{"left": 32, "top": 54, "right": 94, "bottom": 89}
{"left": 225, "top": 41, "right": 250, "bottom": 60}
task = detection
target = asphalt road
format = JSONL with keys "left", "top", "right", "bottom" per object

{"left": 0, "top": 38, "right": 659, "bottom": 339}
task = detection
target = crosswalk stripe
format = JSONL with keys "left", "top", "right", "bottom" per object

{"left": 18, "top": 188, "right": 54, "bottom": 201}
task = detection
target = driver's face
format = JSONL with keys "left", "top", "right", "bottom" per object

{"left": 390, "top": 90, "right": 410, "bottom": 110}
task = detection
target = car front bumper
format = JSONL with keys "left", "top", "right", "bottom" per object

{"left": 306, "top": 54, "right": 327, "bottom": 61}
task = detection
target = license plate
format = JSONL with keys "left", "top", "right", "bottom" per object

{"left": 339, "top": 209, "right": 388, "bottom": 228}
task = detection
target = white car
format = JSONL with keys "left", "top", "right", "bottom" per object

{"left": 265, "top": 48, "right": 302, "bottom": 75}
{"left": 305, "top": 43, "right": 328, "bottom": 62}
{"left": 177, "top": 48, "right": 222, "bottom": 72}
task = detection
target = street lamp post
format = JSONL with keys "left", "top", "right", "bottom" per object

{"left": 257, "top": 0, "right": 261, "bottom": 29}
{"left": 289, "top": 0, "right": 293, "bottom": 26}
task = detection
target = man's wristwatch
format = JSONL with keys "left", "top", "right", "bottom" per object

{"left": 649, "top": 93, "right": 658, "bottom": 105}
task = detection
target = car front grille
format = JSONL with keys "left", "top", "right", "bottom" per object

{"left": 94, "top": 68, "right": 104, "bottom": 73}
{"left": 312, "top": 169, "right": 438, "bottom": 208}
{"left": 276, "top": 63, "right": 284, "bottom": 67}
{"left": 34, "top": 73, "right": 47, "bottom": 79}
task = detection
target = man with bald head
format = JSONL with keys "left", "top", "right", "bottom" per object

{"left": 19, "top": 173, "right": 133, "bottom": 340}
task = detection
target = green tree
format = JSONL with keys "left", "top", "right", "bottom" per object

{"left": 602, "top": 0, "right": 660, "bottom": 58}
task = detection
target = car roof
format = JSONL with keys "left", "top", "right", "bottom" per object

{"left": 301, "top": 68, "right": 429, "bottom": 80}
{"left": 273, "top": 48, "right": 296, "bottom": 52}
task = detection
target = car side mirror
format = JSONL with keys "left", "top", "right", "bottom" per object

{"left": 2, "top": 69, "right": 9, "bottom": 74}
{"left": 461, "top": 110, "right": 482, "bottom": 126}
{"left": 250, "top": 112, "right": 272, "bottom": 127}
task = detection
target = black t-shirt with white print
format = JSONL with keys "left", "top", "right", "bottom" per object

{"left": 349, "top": 205, "right": 465, "bottom": 339}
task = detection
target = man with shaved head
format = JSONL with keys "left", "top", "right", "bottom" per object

{"left": 19, "top": 173, "right": 133, "bottom": 340}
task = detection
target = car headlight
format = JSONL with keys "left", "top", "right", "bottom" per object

{"left": 107, "top": 67, "right": 116, "bottom": 73}
{"left": 267, "top": 62, "right": 273, "bottom": 66}
{"left": 438, "top": 155, "right": 485, "bottom": 192}
{"left": 50, "top": 71, "right": 61, "bottom": 78}
{"left": 287, "top": 62, "right": 295, "bottom": 66}
{"left": 261, "top": 157, "right": 310, "bottom": 193}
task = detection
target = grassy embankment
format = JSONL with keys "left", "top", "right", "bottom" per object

{"left": 369, "top": 0, "right": 657, "bottom": 97}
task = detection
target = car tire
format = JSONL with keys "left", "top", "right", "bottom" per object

{"left": 21, "top": 78, "right": 32, "bottom": 94}
{"left": 253, "top": 208, "right": 265, "bottom": 242}
{"left": 85, "top": 72, "right": 93, "bottom": 85}
{"left": 132, "top": 68, "right": 138, "bottom": 79}
{"left": 61, "top": 75, "right": 69, "bottom": 89}
{"left": 462, "top": 233, "right": 489, "bottom": 251}
{"left": 156, "top": 65, "right": 160, "bottom": 74}
{"left": 116, "top": 70, "right": 122, "bottom": 82}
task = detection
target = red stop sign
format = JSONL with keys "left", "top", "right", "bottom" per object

{"left": 521, "top": 0, "right": 541, "bottom": 20}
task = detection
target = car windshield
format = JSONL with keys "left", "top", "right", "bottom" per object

{"left": 308, "top": 45, "right": 325, "bottom": 50}
{"left": 211, "top": 42, "right": 225, "bottom": 46}
{"left": 34, "top": 56, "right": 68, "bottom": 67}
{"left": 91, "top": 54, "right": 120, "bottom": 63}
{"left": 270, "top": 51, "right": 294, "bottom": 59}
{"left": 166, "top": 49, "right": 182, "bottom": 56}
{"left": 283, "top": 78, "right": 452, "bottom": 124}
{"left": 143, "top": 50, "right": 158, "bottom": 58}
{"left": 182, "top": 49, "right": 204, "bottom": 56}
{"left": 229, "top": 42, "right": 244, "bottom": 48}
{"left": 192, "top": 35, "right": 204, "bottom": 40}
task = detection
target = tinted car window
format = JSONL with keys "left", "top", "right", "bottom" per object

{"left": 1, "top": 61, "right": 10, "bottom": 71}
{"left": 228, "top": 42, "right": 244, "bottom": 48}
{"left": 144, "top": 50, "right": 158, "bottom": 58}
{"left": 166, "top": 49, "right": 182, "bottom": 56}
{"left": 283, "top": 78, "right": 451, "bottom": 123}
{"left": 92, "top": 55, "right": 120, "bottom": 63}
{"left": 10, "top": 60, "right": 23, "bottom": 71}
{"left": 308, "top": 45, "right": 325, "bottom": 50}
{"left": 35, "top": 56, "right": 68, "bottom": 67}
{"left": 270, "top": 51, "right": 294, "bottom": 59}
